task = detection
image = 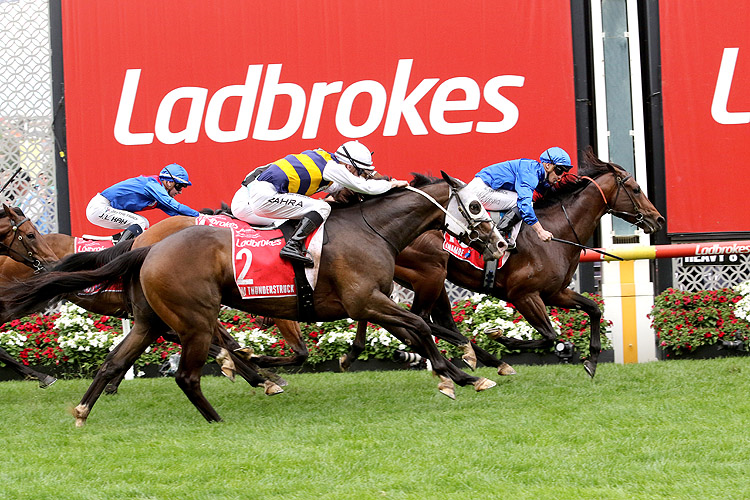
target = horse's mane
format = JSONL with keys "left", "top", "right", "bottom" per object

{"left": 533, "top": 147, "right": 626, "bottom": 209}
{"left": 199, "top": 202, "right": 234, "bottom": 217}
{"left": 329, "top": 173, "right": 441, "bottom": 209}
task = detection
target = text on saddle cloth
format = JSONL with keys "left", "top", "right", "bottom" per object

{"left": 73, "top": 237, "right": 122, "bottom": 295}
{"left": 74, "top": 237, "right": 115, "bottom": 253}
{"left": 442, "top": 233, "right": 511, "bottom": 270}
{"left": 229, "top": 224, "right": 324, "bottom": 300}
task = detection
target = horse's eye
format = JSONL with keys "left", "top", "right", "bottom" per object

{"left": 469, "top": 200, "right": 482, "bottom": 215}
{"left": 633, "top": 188, "right": 641, "bottom": 195}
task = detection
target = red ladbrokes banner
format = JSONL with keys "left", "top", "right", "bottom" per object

{"left": 660, "top": 2, "right": 750, "bottom": 235}
{"left": 62, "top": 0, "right": 577, "bottom": 235}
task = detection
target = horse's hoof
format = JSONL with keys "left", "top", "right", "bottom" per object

{"left": 437, "top": 376, "right": 456, "bottom": 400}
{"left": 583, "top": 360, "right": 597, "bottom": 378}
{"left": 497, "top": 362, "right": 517, "bottom": 376}
{"left": 473, "top": 377, "right": 497, "bottom": 392}
{"left": 263, "top": 380, "right": 284, "bottom": 396}
{"left": 216, "top": 348, "right": 236, "bottom": 382}
{"left": 338, "top": 354, "right": 350, "bottom": 372}
{"left": 39, "top": 375, "right": 57, "bottom": 389}
{"left": 72, "top": 404, "right": 89, "bottom": 428}
{"left": 485, "top": 326, "right": 504, "bottom": 340}
{"left": 258, "top": 369, "right": 288, "bottom": 387}
{"left": 104, "top": 385, "right": 118, "bottom": 395}
{"left": 460, "top": 344, "right": 477, "bottom": 371}
{"left": 232, "top": 347, "right": 254, "bottom": 361}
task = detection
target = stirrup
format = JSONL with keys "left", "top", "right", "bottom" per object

{"left": 279, "top": 247, "right": 314, "bottom": 268}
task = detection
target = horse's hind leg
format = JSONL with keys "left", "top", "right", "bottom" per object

{"left": 0, "top": 347, "right": 56, "bottom": 388}
{"left": 340, "top": 321, "right": 367, "bottom": 371}
{"left": 74, "top": 321, "right": 163, "bottom": 427}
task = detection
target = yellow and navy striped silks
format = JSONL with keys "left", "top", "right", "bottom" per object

{"left": 257, "top": 149, "right": 334, "bottom": 195}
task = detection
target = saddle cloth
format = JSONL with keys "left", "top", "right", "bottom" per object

{"left": 195, "top": 214, "right": 324, "bottom": 299}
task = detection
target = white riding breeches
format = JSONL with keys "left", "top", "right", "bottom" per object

{"left": 231, "top": 181, "right": 331, "bottom": 226}
{"left": 466, "top": 177, "right": 517, "bottom": 212}
{"left": 86, "top": 193, "right": 150, "bottom": 231}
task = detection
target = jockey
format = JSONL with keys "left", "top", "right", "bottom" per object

{"left": 85, "top": 163, "right": 200, "bottom": 242}
{"left": 231, "top": 140, "right": 408, "bottom": 267}
{"left": 466, "top": 147, "right": 573, "bottom": 249}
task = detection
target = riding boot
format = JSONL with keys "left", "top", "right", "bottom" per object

{"left": 279, "top": 213, "right": 324, "bottom": 268}
{"left": 497, "top": 207, "right": 522, "bottom": 250}
{"left": 115, "top": 224, "right": 143, "bottom": 245}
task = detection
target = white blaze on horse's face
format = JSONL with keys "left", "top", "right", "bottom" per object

{"left": 446, "top": 184, "right": 505, "bottom": 260}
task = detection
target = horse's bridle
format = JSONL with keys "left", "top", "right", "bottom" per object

{"left": 579, "top": 171, "right": 646, "bottom": 226}
{"left": 0, "top": 215, "right": 49, "bottom": 273}
{"left": 408, "top": 184, "right": 495, "bottom": 253}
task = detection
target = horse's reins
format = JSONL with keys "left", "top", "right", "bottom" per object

{"left": 550, "top": 170, "right": 646, "bottom": 261}
{"left": 359, "top": 184, "right": 493, "bottom": 254}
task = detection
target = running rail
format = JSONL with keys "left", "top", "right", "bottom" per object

{"left": 578, "top": 239, "right": 750, "bottom": 262}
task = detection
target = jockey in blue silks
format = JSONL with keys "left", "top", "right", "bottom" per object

{"left": 466, "top": 147, "right": 573, "bottom": 249}
{"left": 85, "top": 163, "right": 199, "bottom": 242}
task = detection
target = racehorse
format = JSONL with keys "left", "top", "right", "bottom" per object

{"left": 341, "top": 148, "right": 665, "bottom": 379}
{"left": 0, "top": 216, "right": 280, "bottom": 393}
{"left": 0, "top": 173, "right": 504, "bottom": 424}
{"left": 0, "top": 204, "right": 59, "bottom": 387}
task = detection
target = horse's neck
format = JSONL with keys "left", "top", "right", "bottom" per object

{"left": 540, "top": 181, "right": 611, "bottom": 243}
{"left": 46, "top": 233, "right": 76, "bottom": 259}
{"left": 359, "top": 185, "right": 448, "bottom": 252}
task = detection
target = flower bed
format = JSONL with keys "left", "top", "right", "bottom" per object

{"left": 650, "top": 284, "right": 750, "bottom": 358}
{"left": 1, "top": 293, "right": 611, "bottom": 378}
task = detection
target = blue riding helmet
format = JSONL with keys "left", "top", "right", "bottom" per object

{"left": 539, "top": 147, "right": 572, "bottom": 171}
{"left": 158, "top": 163, "right": 192, "bottom": 185}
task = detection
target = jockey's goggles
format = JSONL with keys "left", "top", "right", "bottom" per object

{"left": 174, "top": 182, "right": 188, "bottom": 192}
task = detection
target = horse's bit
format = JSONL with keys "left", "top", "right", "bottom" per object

{"left": 1, "top": 215, "right": 48, "bottom": 273}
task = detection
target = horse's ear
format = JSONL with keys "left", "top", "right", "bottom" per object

{"left": 440, "top": 171, "right": 464, "bottom": 188}
{"left": 2, "top": 203, "right": 10, "bottom": 216}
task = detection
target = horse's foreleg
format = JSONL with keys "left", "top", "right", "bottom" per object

{"left": 74, "top": 322, "right": 161, "bottom": 427}
{"left": 548, "top": 289, "right": 602, "bottom": 378}
{"left": 340, "top": 321, "right": 368, "bottom": 371}
{"left": 247, "top": 319, "right": 309, "bottom": 368}
{"left": 491, "top": 293, "right": 557, "bottom": 351}
{"left": 359, "top": 295, "right": 494, "bottom": 396}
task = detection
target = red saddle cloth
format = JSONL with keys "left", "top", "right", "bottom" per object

{"left": 74, "top": 237, "right": 114, "bottom": 253}
{"left": 196, "top": 214, "right": 320, "bottom": 299}
{"left": 442, "top": 233, "right": 510, "bottom": 270}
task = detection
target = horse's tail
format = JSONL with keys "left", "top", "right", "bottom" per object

{"left": 51, "top": 239, "right": 135, "bottom": 272}
{"left": 0, "top": 246, "right": 151, "bottom": 320}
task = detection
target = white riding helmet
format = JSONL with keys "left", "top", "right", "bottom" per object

{"left": 334, "top": 140, "right": 374, "bottom": 170}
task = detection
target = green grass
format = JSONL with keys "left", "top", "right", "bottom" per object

{"left": 1, "top": 358, "right": 749, "bottom": 500}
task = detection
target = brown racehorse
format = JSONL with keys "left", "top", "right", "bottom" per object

{"left": 0, "top": 204, "right": 59, "bottom": 387}
{"left": 0, "top": 216, "right": 280, "bottom": 393}
{"left": 341, "top": 148, "right": 665, "bottom": 380}
{"left": 0, "top": 173, "right": 504, "bottom": 424}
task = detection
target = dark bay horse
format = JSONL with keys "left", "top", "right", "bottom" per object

{"left": 0, "top": 173, "right": 504, "bottom": 424}
{"left": 341, "top": 149, "right": 665, "bottom": 380}
{"left": 0, "top": 204, "right": 59, "bottom": 387}
{"left": 0, "top": 216, "right": 280, "bottom": 393}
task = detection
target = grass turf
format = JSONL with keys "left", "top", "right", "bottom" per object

{"left": 1, "top": 358, "right": 749, "bottom": 499}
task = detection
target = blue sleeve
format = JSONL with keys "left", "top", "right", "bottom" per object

{"left": 144, "top": 180, "right": 200, "bottom": 217}
{"left": 514, "top": 165, "right": 540, "bottom": 225}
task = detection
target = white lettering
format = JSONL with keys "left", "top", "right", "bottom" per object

{"left": 302, "top": 81, "right": 344, "bottom": 139}
{"left": 114, "top": 69, "right": 154, "bottom": 145}
{"left": 154, "top": 86, "right": 208, "bottom": 144}
{"left": 114, "top": 60, "right": 528, "bottom": 145}
{"left": 335, "top": 80, "right": 387, "bottom": 138}
{"left": 477, "top": 75, "right": 525, "bottom": 133}
{"left": 711, "top": 48, "right": 750, "bottom": 125}
{"left": 205, "top": 65, "right": 263, "bottom": 143}
{"left": 383, "top": 59, "right": 439, "bottom": 136}
{"left": 253, "top": 64, "right": 306, "bottom": 141}
{"left": 430, "top": 77, "right": 480, "bottom": 135}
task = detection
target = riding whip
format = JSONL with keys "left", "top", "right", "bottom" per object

{"left": 0, "top": 167, "right": 22, "bottom": 195}
{"left": 551, "top": 237, "right": 624, "bottom": 261}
